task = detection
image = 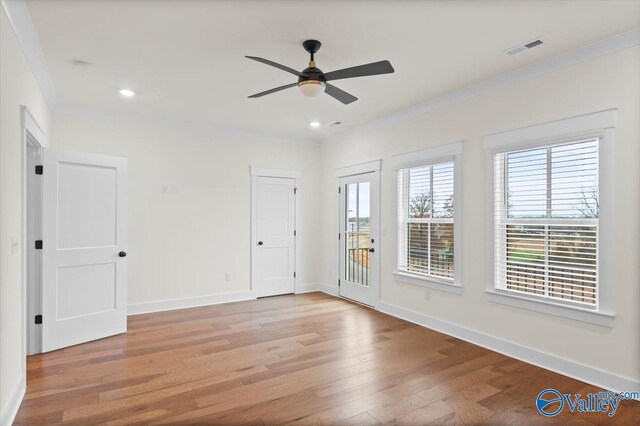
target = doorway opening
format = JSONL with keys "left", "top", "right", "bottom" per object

{"left": 22, "top": 107, "right": 44, "bottom": 357}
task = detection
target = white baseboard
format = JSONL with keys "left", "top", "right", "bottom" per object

{"left": 378, "top": 302, "right": 640, "bottom": 395}
{"left": 0, "top": 376, "right": 25, "bottom": 426}
{"left": 129, "top": 283, "right": 340, "bottom": 316}
{"left": 128, "top": 291, "right": 255, "bottom": 315}
{"left": 296, "top": 283, "right": 338, "bottom": 296}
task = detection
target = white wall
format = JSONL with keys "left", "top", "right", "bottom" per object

{"left": 0, "top": 5, "right": 50, "bottom": 423}
{"left": 319, "top": 47, "right": 640, "bottom": 384}
{"left": 50, "top": 112, "right": 321, "bottom": 308}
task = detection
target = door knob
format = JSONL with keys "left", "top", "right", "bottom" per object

{"left": 368, "top": 248, "right": 375, "bottom": 253}
{"left": 118, "top": 251, "right": 127, "bottom": 257}
{"left": 258, "top": 241, "right": 264, "bottom": 246}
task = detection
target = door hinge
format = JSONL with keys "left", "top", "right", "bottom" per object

{"left": 35, "top": 165, "right": 43, "bottom": 175}
{"left": 338, "top": 279, "right": 341, "bottom": 286}
{"left": 338, "top": 187, "right": 341, "bottom": 194}
{"left": 294, "top": 187, "right": 297, "bottom": 194}
{"left": 35, "top": 240, "right": 43, "bottom": 250}
{"left": 35, "top": 314, "right": 42, "bottom": 324}
{"left": 338, "top": 233, "right": 341, "bottom": 240}
{"left": 294, "top": 230, "right": 296, "bottom": 237}
{"left": 294, "top": 272, "right": 296, "bottom": 278}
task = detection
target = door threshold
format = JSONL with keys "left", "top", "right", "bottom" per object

{"left": 338, "top": 295, "right": 374, "bottom": 309}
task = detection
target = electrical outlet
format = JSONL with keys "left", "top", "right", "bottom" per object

{"left": 225, "top": 273, "right": 232, "bottom": 282}
{"left": 161, "top": 184, "right": 168, "bottom": 194}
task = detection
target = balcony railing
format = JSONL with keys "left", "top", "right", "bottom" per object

{"left": 347, "top": 248, "right": 370, "bottom": 286}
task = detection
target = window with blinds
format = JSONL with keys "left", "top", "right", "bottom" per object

{"left": 493, "top": 138, "right": 599, "bottom": 307}
{"left": 397, "top": 161, "right": 455, "bottom": 281}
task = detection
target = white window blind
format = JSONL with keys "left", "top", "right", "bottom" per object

{"left": 398, "top": 161, "right": 455, "bottom": 281}
{"left": 493, "top": 138, "right": 599, "bottom": 307}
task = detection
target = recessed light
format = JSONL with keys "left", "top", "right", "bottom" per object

{"left": 309, "top": 121, "right": 321, "bottom": 128}
{"left": 119, "top": 89, "right": 135, "bottom": 97}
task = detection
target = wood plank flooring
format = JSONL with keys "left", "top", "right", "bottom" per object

{"left": 15, "top": 292, "right": 639, "bottom": 425}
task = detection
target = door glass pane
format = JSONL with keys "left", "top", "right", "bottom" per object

{"left": 345, "top": 181, "right": 371, "bottom": 287}
{"left": 346, "top": 183, "right": 357, "bottom": 232}
{"left": 358, "top": 182, "right": 370, "bottom": 232}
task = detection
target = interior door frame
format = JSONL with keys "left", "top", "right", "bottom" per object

{"left": 335, "top": 160, "right": 381, "bottom": 309}
{"left": 250, "top": 167, "right": 301, "bottom": 296}
{"left": 21, "top": 106, "right": 47, "bottom": 370}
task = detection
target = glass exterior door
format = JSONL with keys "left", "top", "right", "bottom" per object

{"left": 345, "top": 181, "right": 371, "bottom": 286}
{"left": 339, "top": 172, "right": 379, "bottom": 307}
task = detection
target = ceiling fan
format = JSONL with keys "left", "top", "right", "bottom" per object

{"left": 246, "top": 39, "right": 394, "bottom": 105}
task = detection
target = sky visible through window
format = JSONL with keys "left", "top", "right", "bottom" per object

{"left": 506, "top": 139, "right": 598, "bottom": 219}
{"left": 347, "top": 182, "right": 370, "bottom": 231}
{"left": 407, "top": 162, "right": 454, "bottom": 218}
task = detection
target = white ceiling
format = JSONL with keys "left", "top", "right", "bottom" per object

{"left": 26, "top": 0, "right": 640, "bottom": 142}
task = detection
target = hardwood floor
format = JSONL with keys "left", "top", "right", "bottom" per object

{"left": 15, "top": 292, "right": 639, "bottom": 425}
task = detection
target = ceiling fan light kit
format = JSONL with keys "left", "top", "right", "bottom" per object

{"left": 246, "top": 39, "right": 394, "bottom": 104}
{"left": 298, "top": 80, "right": 326, "bottom": 97}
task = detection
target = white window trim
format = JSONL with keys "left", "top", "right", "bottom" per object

{"left": 484, "top": 109, "right": 616, "bottom": 327}
{"left": 392, "top": 141, "right": 463, "bottom": 293}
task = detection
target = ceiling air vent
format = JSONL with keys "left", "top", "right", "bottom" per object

{"left": 504, "top": 38, "right": 545, "bottom": 56}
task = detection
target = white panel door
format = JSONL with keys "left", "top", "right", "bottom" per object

{"left": 253, "top": 177, "right": 295, "bottom": 297}
{"left": 41, "top": 149, "right": 127, "bottom": 352}
{"left": 339, "top": 172, "right": 380, "bottom": 307}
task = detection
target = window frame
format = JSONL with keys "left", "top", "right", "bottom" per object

{"left": 392, "top": 141, "right": 463, "bottom": 294}
{"left": 484, "top": 110, "right": 616, "bottom": 327}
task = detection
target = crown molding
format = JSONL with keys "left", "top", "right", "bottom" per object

{"left": 3, "top": 0, "right": 318, "bottom": 147}
{"left": 324, "top": 27, "right": 640, "bottom": 145}
{"left": 55, "top": 105, "right": 320, "bottom": 146}
{"left": 4, "top": 0, "right": 637, "bottom": 148}
{"left": 1, "top": 0, "right": 58, "bottom": 108}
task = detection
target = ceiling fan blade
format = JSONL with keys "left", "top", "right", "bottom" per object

{"left": 324, "top": 60, "right": 394, "bottom": 82}
{"left": 324, "top": 83, "right": 358, "bottom": 105}
{"left": 245, "top": 56, "right": 305, "bottom": 77}
{"left": 248, "top": 82, "right": 298, "bottom": 98}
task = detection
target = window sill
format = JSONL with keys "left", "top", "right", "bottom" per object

{"left": 393, "top": 271, "right": 462, "bottom": 295}
{"left": 485, "top": 289, "right": 615, "bottom": 327}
